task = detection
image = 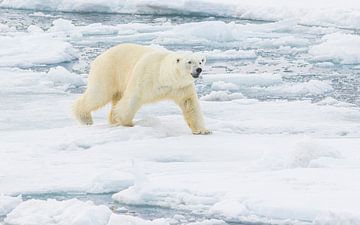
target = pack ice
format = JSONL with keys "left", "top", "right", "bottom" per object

{"left": 1, "top": 1, "right": 360, "bottom": 225}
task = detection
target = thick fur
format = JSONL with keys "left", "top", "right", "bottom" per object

{"left": 73, "top": 43, "right": 210, "bottom": 134}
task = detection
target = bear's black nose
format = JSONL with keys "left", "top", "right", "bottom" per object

{"left": 196, "top": 68, "right": 202, "bottom": 73}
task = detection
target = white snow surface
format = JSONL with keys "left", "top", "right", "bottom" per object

{"left": 4, "top": 199, "right": 112, "bottom": 225}
{"left": 3, "top": 197, "right": 228, "bottom": 225}
{"left": 0, "top": 195, "right": 22, "bottom": 217}
{"left": 202, "top": 49, "right": 257, "bottom": 60}
{"left": 2, "top": 67, "right": 360, "bottom": 224}
{"left": 309, "top": 33, "right": 360, "bottom": 65}
{"left": 1, "top": 0, "right": 360, "bottom": 29}
{"left": 0, "top": 32, "right": 78, "bottom": 68}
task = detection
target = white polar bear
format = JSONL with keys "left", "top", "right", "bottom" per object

{"left": 73, "top": 43, "right": 211, "bottom": 135}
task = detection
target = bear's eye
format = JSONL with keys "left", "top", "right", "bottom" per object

{"left": 202, "top": 59, "right": 204, "bottom": 62}
{"left": 199, "top": 62, "right": 202, "bottom": 65}
{"left": 188, "top": 61, "right": 192, "bottom": 64}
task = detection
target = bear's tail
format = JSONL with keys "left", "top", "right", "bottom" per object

{"left": 72, "top": 95, "right": 93, "bottom": 125}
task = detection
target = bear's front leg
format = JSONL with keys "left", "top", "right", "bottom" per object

{"left": 175, "top": 86, "right": 211, "bottom": 135}
{"left": 112, "top": 95, "right": 141, "bottom": 127}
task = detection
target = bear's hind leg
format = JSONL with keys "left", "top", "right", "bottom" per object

{"left": 73, "top": 88, "right": 113, "bottom": 125}
{"left": 109, "top": 92, "right": 122, "bottom": 125}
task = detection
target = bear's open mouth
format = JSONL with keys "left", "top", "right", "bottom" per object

{"left": 191, "top": 73, "right": 200, "bottom": 78}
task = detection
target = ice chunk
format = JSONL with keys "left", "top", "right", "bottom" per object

{"left": 49, "top": 18, "right": 76, "bottom": 32}
{"left": 248, "top": 80, "right": 333, "bottom": 97}
{"left": 0, "top": 23, "right": 13, "bottom": 32}
{"left": 47, "top": 18, "right": 83, "bottom": 39}
{"left": 200, "top": 91, "right": 245, "bottom": 101}
{"left": 289, "top": 142, "right": 341, "bottom": 168}
{"left": 256, "top": 140, "right": 342, "bottom": 170}
{"left": 186, "top": 219, "right": 227, "bottom": 225}
{"left": 313, "top": 211, "right": 360, "bottom": 225}
{"left": 203, "top": 73, "right": 283, "bottom": 87}
{"left": 159, "top": 21, "right": 235, "bottom": 44}
{"left": 209, "top": 199, "right": 249, "bottom": 219}
{"left": 4, "top": 199, "right": 111, "bottom": 225}
{"left": 46, "top": 66, "right": 86, "bottom": 89}
{"left": 27, "top": 25, "right": 44, "bottom": 33}
{"left": 0, "top": 195, "right": 22, "bottom": 216}
{"left": 309, "top": 33, "right": 360, "bottom": 64}
{"left": 317, "top": 97, "right": 356, "bottom": 108}
{"left": 108, "top": 214, "right": 170, "bottom": 225}
{"left": 88, "top": 171, "right": 134, "bottom": 194}
{"left": 211, "top": 81, "right": 239, "bottom": 91}
{"left": 202, "top": 49, "right": 257, "bottom": 60}
{"left": 315, "top": 62, "right": 335, "bottom": 68}
{"left": 81, "top": 23, "right": 119, "bottom": 35}
{"left": 0, "top": 34, "right": 78, "bottom": 68}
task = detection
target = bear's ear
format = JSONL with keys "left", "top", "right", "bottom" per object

{"left": 176, "top": 58, "right": 180, "bottom": 63}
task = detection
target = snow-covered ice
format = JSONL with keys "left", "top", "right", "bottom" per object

{"left": 0, "top": 195, "right": 22, "bottom": 217}
{"left": 4, "top": 199, "right": 112, "bottom": 225}
{"left": 0, "top": 32, "right": 78, "bottom": 68}
{"left": 1, "top": 3, "right": 360, "bottom": 225}
{"left": 2, "top": 65, "right": 360, "bottom": 223}
{"left": 309, "top": 33, "right": 360, "bottom": 65}
{"left": 2, "top": 0, "right": 360, "bottom": 29}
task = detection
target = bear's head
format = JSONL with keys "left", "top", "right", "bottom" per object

{"left": 175, "top": 53, "right": 206, "bottom": 79}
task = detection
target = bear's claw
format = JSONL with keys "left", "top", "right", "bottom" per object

{"left": 79, "top": 114, "right": 93, "bottom": 125}
{"left": 192, "top": 129, "right": 212, "bottom": 135}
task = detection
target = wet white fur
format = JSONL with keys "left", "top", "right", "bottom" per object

{"left": 73, "top": 44, "right": 210, "bottom": 134}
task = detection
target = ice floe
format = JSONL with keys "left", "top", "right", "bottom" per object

{"left": 309, "top": 33, "right": 360, "bottom": 65}
{"left": 0, "top": 33, "right": 78, "bottom": 68}
{"left": 4, "top": 199, "right": 112, "bottom": 225}
{"left": 2, "top": 0, "right": 360, "bottom": 29}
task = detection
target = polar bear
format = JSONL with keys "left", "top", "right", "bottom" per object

{"left": 73, "top": 44, "right": 211, "bottom": 135}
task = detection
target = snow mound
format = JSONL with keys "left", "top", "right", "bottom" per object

{"left": 4, "top": 199, "right": 112, "bottom": 225}
{"left": 157, "top": 21, "right": 235, "bottom": 45}
{"left": 289, "top": 141, "right": 342, "bottom": 168}
{"left": 49, "top": 18, "right": 77, "bottom": 32}
{"left": 200, "top": 91, "right": 245, "bottom": 101}
{"left": 0, "top": 195, "right": 22, "bottom": 216}
{"left": 211, "top": 81, "right": 239, "bottom": 91}
{"left": 313, "top": 211, "right": 360, "bottom": 225}
{"left": 309, "top": 33, "right": 360, "bottom": 65}
{"left": 209, "top": 199, "right": 249, "bottom": 220}
{"left": 27, "top": 25, "right": 44, "bottom": 33}
{"left": 0, "top": 67, "right": 84, "bottom": 95}
{"left": 203, "top": 74, "right": 332, "bottom": 99}
{"left": 0, "top": 34, "right": 78, "bottom": 68}
{"left": 249, "top": 80, "right": 333, "bottom": 97}
{"left": 46, "top": 66, "right": 86, "bottom": 89}
{"left": 202, "top": 49, "right": 257, "bottom": 60}
{"left": 203, "top": 73, "right": 283, "bottom": 87}
{"left": 186, "top": 219, "right": 227, "bottom": 225}
{"left": 0, "top": 23, "right": 14, "bottom": 32}
{"left": 88, "top": 171, "right": 134, "bottom": 194}
{"left": 81, "top": 23, "right": 119, "bottom": 35}
{"left": 257, "top": 140, "right": 342, "bottom": 170}
{"left": 317, "top": 97, "right": 356, "bottom": 107}
{"left": 108, "top": 214, "right": 170, "bottom": 225}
